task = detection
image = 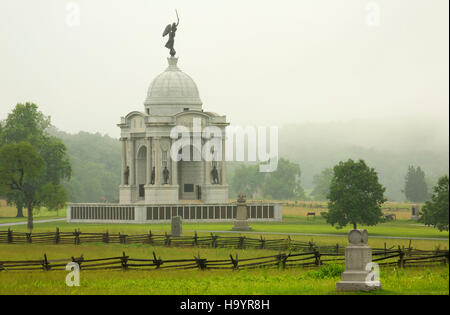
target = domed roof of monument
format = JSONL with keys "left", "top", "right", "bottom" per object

{"left": 144, "top": 57, "right": 202, "bottom": 107}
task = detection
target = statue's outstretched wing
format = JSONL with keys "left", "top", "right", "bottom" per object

{"left": 162, "top": 24, "right": 172, "bottom": 37}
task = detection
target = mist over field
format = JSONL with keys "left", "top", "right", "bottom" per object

{"left": 278, "top": 117, "right": 449, "bottom": 201}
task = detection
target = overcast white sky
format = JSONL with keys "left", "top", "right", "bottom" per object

{"left": 0, "top": 0, "right": 448, "bottom": 138}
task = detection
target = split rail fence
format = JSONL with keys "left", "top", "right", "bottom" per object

{"left": 0, "top": 229, "right": 448, "bottom": 272}
{"left": 0, "top": 248, "right": 448, "bottom": 273}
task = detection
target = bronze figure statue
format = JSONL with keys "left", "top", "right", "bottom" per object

{"left": 151, "top": 166, "right": 155, "bottom": 185}
{"left": 211, "top": 165, "right": 219, "bottom": 184}
{"left": 163, "top": 166, "right": 170, "bottom": 185}
{"left": 124, "top": 166, "right": 130, "bottom": 185}
{"left": 163, "top": 10, "right": 180, "bottom": 57}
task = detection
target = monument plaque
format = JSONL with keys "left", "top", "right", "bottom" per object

{"left": 171, "top": 216, "right": 182, "bottom": 237}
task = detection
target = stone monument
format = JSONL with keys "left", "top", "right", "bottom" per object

{"left": 411, "top": 204, "right": 420, "bottom": 220}
{"left": 171, "top": 216, "right": 182, "bottom": 237}
{"left": 336, "top": 229, "right": 381, "bottom": 292}
{"left": 232, "top": 192, "right": 252, "bottom": 231}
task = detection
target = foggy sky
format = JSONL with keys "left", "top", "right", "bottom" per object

{"left": 0, "top": 0, "right": 448, "bottom": 138}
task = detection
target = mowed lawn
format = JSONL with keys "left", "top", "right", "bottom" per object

{"left": 4, "top": 216, "right": 448, "bottom": 240}
{"left": 0, "top": 205, "right": 65, "bottom": 223}
{"left": 0, "top": 244, "right": 448, "bottom": 295}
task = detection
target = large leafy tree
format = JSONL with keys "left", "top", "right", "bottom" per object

{"left": 420, "top": 175, "right": 449, "bottom": 231}
{"left": 0, "top": 103, "right": 71, "bottom": 222}
{"left": 404, "top": 165, "right": 428, "bottom": 203}
{"left": 230, "top": 164, "right": 264, "bottom": 199}
{"left": 326, "top": 159, "right": 386, "bottom": 229}
{"left": 0, "top": 142, "right": 42, "bottom": 229}
{"left": 262, "top": 158, "right": 305, "bottom": 200}
{"left": 311, "top": 168, "right": 333, "bottom": 201}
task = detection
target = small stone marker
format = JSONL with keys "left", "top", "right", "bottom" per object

{"left": 336, "top": 229, "right": 381, "bottom": 292}
{"left": 171, "top": 216, "right": 182, "bottom": 237}
{"left": 232, "top": 192, "right": 252, "bottom": 231}
{"left": 411, "top": 204, "right": 420, "bottom": 220}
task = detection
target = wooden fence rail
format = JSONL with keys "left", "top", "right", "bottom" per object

{"left": 0, "top": 247, "right": 447, "bottom": 273}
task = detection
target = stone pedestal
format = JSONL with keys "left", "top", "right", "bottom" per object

{"left": 144, "top": 185, "right": 179, "bottom": 204}
{"left": 336, "top": 229, "right": 382, "bottom": 292}
{"left": 171, "top": 216, "right": 182, "bottom": 237}
{"left": 232, "top": 193, "right": 252, "bottom": 231}
{"left": 202, "top": 184, "right": 229, "bottom": 204}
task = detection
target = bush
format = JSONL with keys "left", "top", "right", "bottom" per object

{"left": 304, "top": 264, "right": 345, "bottom": 279}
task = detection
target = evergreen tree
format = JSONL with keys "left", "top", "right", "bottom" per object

{"left": 404, "top": 165, "right": 428, "bottom": 202}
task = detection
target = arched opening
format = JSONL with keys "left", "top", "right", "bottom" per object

{"left": 178, "top": 145, "right": 204, "bottom": 200}
{"left": 137, "top": 145, "right": 147, "bottom": 199}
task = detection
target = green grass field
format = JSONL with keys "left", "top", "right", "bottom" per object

{"left": 0, "top": 244, "right": 448, "bottom": 295}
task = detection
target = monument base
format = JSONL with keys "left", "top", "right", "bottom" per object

{"left": 232, "top": 220, "right": 252, "bottom": 231}
{"left": 202, "top": 184, "right": 229, "bottom": 203}
{"left": 336, "top": 280, "right": 381, "bottom": 292}
{"left": 145, "top": 185, "right": 179, "bottom": 204}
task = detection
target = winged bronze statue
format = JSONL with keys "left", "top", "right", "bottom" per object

{"left": 163, "top": 10, "right": 180, "bottom": 57}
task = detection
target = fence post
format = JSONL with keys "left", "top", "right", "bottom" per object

{"left": 335, "top": 243, "right": 339, "bottom": 254}
{"left": 238, "top": 236, "right": 245, "bottom": 249}
{"left": 152, "top": 251, "right": 162, "bottom": 269}
{"left": 7, "top": 228, "right": 12, "bottom": 243}
{"left": 43, "top": 253, "right": 50, "bottom": 271}
{"left": 74, "top": 229, "right": 80, "bottom": 245}
{"left": 103, "top": 231, "right": 109, "bottom": 244}
{"left": 72, "top": 255, "right": 83, "bottom": 271}
{"left": 119, "top": 233, "right": 127, "bottom": 244}
{"left": 277, "top": 253, "right": 287, "bottom": 269}
{"left": 314, "top": 249, "right": 321, "bottom": 266}
{"left": 193, "top": 232, "right": 198, "bottom": 246}
{"left": 211, "top": 234, "right": 218, "bottom": 248}
{"left": 230, "top": 254, "right": 239, "bottom": 270}
{"left": 55, "top": 228, "right": 60, "bottom": 244}
{"left": 286, "top": 235, "right": 291, "bottom": 250}
{"left": 397, "top": 246, "right": 405, "bottom": 268}
{"left": 26, "top": 232, "right": 32, "bottom": 244}
{"left": 194, "top": 254, "right": 207, "bottom": 270}
{"left": 147, "top": 230, "right": 153, "bottom": 244}
{"left": 165, "top": 232, "right": 171, "bottom": 247}
{"left": 260, "top": 236, "right": 265, "bottom": 249}
{"left": 120, "top": 251, "right": 128, "bottom": 271}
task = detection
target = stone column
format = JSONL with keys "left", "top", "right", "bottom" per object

{"left": 171, "top": 138, "right": 177, "bottom": 185}
{"left": 154, "top": 137, "right": 161, "bottom": 185}
{"left": 221, "top": 136, "right": 227, "bottom": 185}
{"left": 146, "top": 137, "right": 152, "bottom": 185}
{"left": 129, "top": 138, "right": 135, "bottom": 185}
{"left": 121, "top": 138, "right": 127, "bottom": 185}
